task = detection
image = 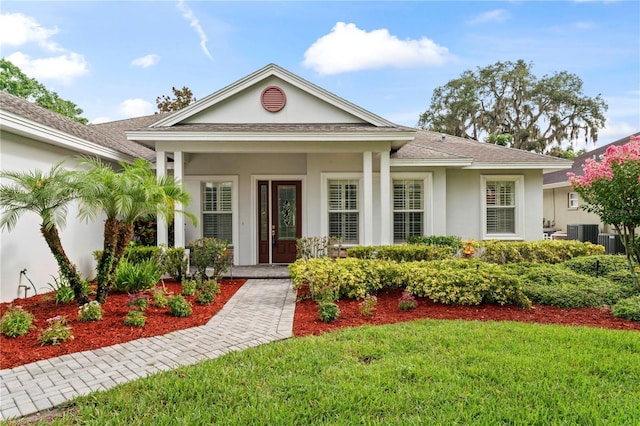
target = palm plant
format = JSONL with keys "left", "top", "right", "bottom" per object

{"left": 0, "top": 163, "right": 90, "bottom": 305}
{"left": 78, "top": 158, "right": 195, "bottom": 303}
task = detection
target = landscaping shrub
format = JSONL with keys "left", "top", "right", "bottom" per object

{"left": 478, "top": 240, "right": 605, "bottom": 264}
{"left": 77, "top": 301, "right": 103, "bottom": 322}
{"left": 509, "top": 263, "right": 631, "bottom": 308}
{"left": 188, "top": 238, "right": 231, "bottom": 281}
{"left": 318, "top": 301, "right": 340, "bottom": 322}
{"left": 168, "top": 295, "right": 193, "bottom": 317}
{"left": 296, "top": 236, "right": 343, "bottom": 260}
{"left": 612, "top": 295, "right": 640, "bottom": 322}
{"left": 39, "top": 315, "right": 73, "bottom": 345}
{"left": 398, "top": 291, "right": 417, "bottom": 310}
{"left": 347, "top": 245, "right": 453, "bottom": 262}
{"left": 358, "top": 295, "right": 377, "bottom": 316}
{"left": 181, "top": 279, "right": 197, "bottom": 296}
{"left": 47, "top": 273, "right": 92, "bottom": 304}
{"left": 124, "top": 246, "right": 163, "bottom": 264}
{"left": 403, "top": 260, "right": 531, "bottom": 307}
{"left": 114, "top": 259, "right": 162, "bottom": 293}
{"left": 124, "top": 310, "right": 146, "bottom": 327}
{"left": 562, "top": 255, "right": 629, "bottom": 277}
{"left": 150, "top": 287, "right": 168, "bottom": 308}
{"left": 159, "top": 247, "right": 189, "bottom": 282}
{"left": 127, "top": 292, "right": 150, "bottom": 311}
{"left": 195, "top": 279, "right": 221, "bottom": 305}
{"left": 0, "top": 305, "right": 35, "bottom": 337}
{"left": 407, "top": 235, "right": 463, "bottom": 254}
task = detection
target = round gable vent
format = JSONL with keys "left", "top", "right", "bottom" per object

{"left": 260, "top": 86, "right": 286, "bottom": 112}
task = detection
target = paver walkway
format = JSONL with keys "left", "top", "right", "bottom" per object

{"left": 0, "top": 278, "right": 296, "bottom": 421}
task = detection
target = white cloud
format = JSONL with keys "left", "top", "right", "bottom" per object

{"left": 91, "top": 116, "right": 112, "bottom": 124}
{"left": 303, "top": 22, "right": 453, "bottom": 75}
{"left": 131, "top": 54, "right": 160, "bottom": 68}
{"left": 469, "top": 9, "right": 510, "bottom": 25}
{"left": 572, "top": 21, "right": 596, "bottom": 30}
{"left": 0, "top": 12, "right": 60, "bottom": 51}
{"left": 6, "top": 51, "right": 89, "bottom": 85}
{"left": 177, "top": 0, "right": 213, "bottom": 61}
{"left": 119, "top": 98, "right": 154, "bottom": 118}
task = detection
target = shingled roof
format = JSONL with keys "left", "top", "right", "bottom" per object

{"left": 0, "top": 91, "right": 156, "bottom": 161}
{"left": 543, "top": 132, "right": 640, "bottom": 186}
{"left": 393, "top": 130, "right": 573, "bottom": 168}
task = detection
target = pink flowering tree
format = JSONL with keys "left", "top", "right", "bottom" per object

{"left": 568, "top": 135, "right": 640, "bottom": 290}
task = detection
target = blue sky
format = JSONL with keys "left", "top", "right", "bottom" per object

{"left": 1, "top": 1, "right": 638, "bottom": 150}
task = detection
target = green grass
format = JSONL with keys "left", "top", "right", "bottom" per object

{"left": 25, "top": 320, "right": 640, "bottom": 425}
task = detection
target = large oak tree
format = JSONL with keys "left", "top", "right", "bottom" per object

{"left": 417, "top": 60, "right": 607, "bottom": 153}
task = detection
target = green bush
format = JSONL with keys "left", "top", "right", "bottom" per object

{"left": 406, "top": 235, "right": 463, "bottom": 253}
{"left": 47, "top": 273, "right": 92, "bottom": 304}
{"left": 168, "top": 295, "right": 193, "bottom": 317}
{"left": 196, "top": 290, "right": 216, "bottom": 305}
{"left": 195, "top": 279, "right": 221, "bottom": 304}
{"left": 188, "top": 238, "right": 231, "bottom": 281}
{"left": 562, "top": 255, "right": 629, "bottom": 277}
{"left": 124, "top": 246, "right": 163, "bottom": 264}
{"left": 347, "top": 245, "right": 453, "bottom": 262}
{"left": 77, "top": 301, "right": 103, "bottom": 322}
{"left": 114, "top": 259, "right": 162, "bottom": 293}
{"left": 318, "top": 301, "right": 340, "bottom": 322}
{"left": 124, "top": 310, "right": 146, "bottom": 327}
{"left": 478, "top": 240, "right": 605, "bottom": 264}
{"left": 612, "top": 296, "right": 640, "bottom": 322}
{"left": 181, "top": 279, "right": 197, "bottom": 296}
{"left": 39, "top": 315, "right": 73, "bottom": 346}
{"left": 0, "top": 305, "right": 35, "bottom": 337}
{"left": 159, "top": 247, "right": 189, "bottom": 282}
{"left": 511, "top": 264, "right": 631, "bottom": 308}
{"left": 403, "top": 260, "right": 530, "bottom": 307}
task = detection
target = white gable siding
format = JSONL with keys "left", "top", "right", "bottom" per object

{"left": 183, "top": 77, "right": 367, "bottom": 125}
{"left": 0, "top": 132, "right": 104, "bottom": 302}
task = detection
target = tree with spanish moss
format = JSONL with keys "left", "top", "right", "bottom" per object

{"left": 418, "top": 59, "right": 607, "bottom": 153}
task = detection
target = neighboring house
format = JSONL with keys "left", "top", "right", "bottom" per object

{"left": 543, "top": 132, "right": 640, "bottom": 235}
{"left": 1, "top": 63, "right": 572, "bottom": 302}
{"left": 0, "top": 91, "right": 156, "bottom": 302}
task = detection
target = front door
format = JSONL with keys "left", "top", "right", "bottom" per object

{"left": 258, "top": 180, "right": 302, "bottom": 263}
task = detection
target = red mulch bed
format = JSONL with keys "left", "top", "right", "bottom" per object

{"left": 0, "top": 279, "right": 245, "bottom": 370}
{"left": 293, "top": 287, "right": 640, "bottom": 337}
{"left": 3, "top": 282, "right": 638, "bottom": 370}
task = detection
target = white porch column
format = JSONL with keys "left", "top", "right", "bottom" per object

{"left": 363, "top": 151, "right": 373, "bottom": 246}
{"left": 156, "top": 151, "right": 168, "bottom": 246}
{"left": 173, "top": 150, "right": 185, "bottom": 248}
{"left": 379, "top": 150, "right": 391, "bottom": 245}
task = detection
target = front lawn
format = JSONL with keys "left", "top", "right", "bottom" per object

{"left": 28, "top": 320, "right": 640, "bottom": 425}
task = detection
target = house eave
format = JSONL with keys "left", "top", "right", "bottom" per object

{"left": 0, "top": 111, "right": 136, "bottom": 163}
{"left": 390, "top": 158, "right": 473, "bottom": 167}
{"left": 464, "top": 162, "right": 574, "bottom": 170}
{"left": 543, "top": 181, "right": 572, "bottom": 190}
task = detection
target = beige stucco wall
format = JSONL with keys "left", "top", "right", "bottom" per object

{"left": 0, "top": 132, "right": 105, "bottom": 303}
{"left": 543, "top": 186, "right": 609, "bottom": 233}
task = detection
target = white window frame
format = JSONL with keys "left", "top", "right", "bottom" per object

{"left": 321, "top": 173, "right": 363, "bottom": 246}
{"left": 480, "top": 175, "right": 524, "bottom": 240}
{"left": 391, "top": 172, "right": 433, "bottom": 243}
{"left": 568, "top": 191, "right": 580, "bottom": 209}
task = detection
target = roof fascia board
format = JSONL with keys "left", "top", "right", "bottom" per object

{"left": 150, "top": 64, "right": 397, "bottom": 128}
{"left": 464, "top": 162, "right": 573, "bottom": 170}
{"left": 1, "top": 111, "right": 135, "bottom": 163}
{"left": 390, "top": 158, "right": 473, "bottom": 167}
{"left": 543, "top": 181, "right": 572, "bottom": 189}
{"left": 126, "top": 129, "right": 416, "bottom": 143}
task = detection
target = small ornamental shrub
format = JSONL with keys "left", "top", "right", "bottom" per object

{"left": 406, "top": 235, "right": 463, "bottom": 253}
{"left": 77, "top": 300, "right": 103, "bottom": 322}
{"left": 359, "top": 295, "right": 377, "bottom": 316}
{"left": 478, "top": 240, "right": 604, "bottom": 264}
{"left": 318, "top": 301, "right": 340, "bottom": 322}
{"left": 195, "top": 279, "right": 221, "bottom": 305}
{"left": 188, "top": 237, "right": 231, "bottom": 281}
{"left": 124, "top": 310, "right": 146, "bottom": 327}
{"left": 398, "top": 291, "right": 418, "bottom": 311}
{"left": 196, "top": 290, "right": 216, "bottom": 305}
{"left": 47, "top": 274, "right": 92, "bottom": 304}
{"left": 181, "top": 279, "right": 197, "bottom": 296}
{"left": 39, "top": 315, "right": 73, "bottom": 346}
{"left": 114, "top": 259, "right": 162, "bottom": 293}
{"left": 127, "top": 292, "right": 150, "bottom": 311}
{"left": 347, "top": 245, "right": 452, "bottom": 262}
{"left": 158, "top": 246, "right": 188, "bottom": 282}
{"left": 123, "top": 245, "right": 163, "bottom": 264}
{"left": 168, "top": 295, "right": 193, "bottom": 317}
{"left": 151, "top": 286, "right": 168, "bottom": 308}
{"left": 0, "top": 305, "right": 35, "bottom": 337}
{"left": 612, "top": 295, "right": 640, "bottom": 322}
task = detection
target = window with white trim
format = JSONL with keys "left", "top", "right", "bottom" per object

{"left": 328, "top": 179, "right": 359, "bottom": 244}
{"left": 481, "top": 175, "right": 524, "bottom": 239}
{"left": 202, "top": 182, "right": 233, "bottom": 242}
{"left": 568, "top": 192, "right": 579, "bottom": 209}
{"left": 393, "top": 179, "right": 423, "bottom": 242}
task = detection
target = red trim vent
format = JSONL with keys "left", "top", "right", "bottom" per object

{"left": 260, "top": 86, "right": 286, "bottom": 112}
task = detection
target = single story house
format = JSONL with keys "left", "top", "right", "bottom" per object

{"left": 1, "top": 63, "right": 571, "bottom": 302}
{"left": 543, "top": 132, "right": 640, "bottom": 236}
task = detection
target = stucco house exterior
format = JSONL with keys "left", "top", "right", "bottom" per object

{"left": 543, "top": 132, "right": 640, "bottom": 236}
{"left": 1, "top": 63, "right": 571, "bottom": 302}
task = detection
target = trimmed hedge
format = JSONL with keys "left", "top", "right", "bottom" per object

{"left": 477, "top": 240, "right": 605, "bottom": 264}
{"left": 347, "top": 245, "right": 453, "bottom": 262}
{"left": 406, "top": 235, "right": 463, "bottom": 253}
{"left": 612, "top": 296, "right": 640, "bottom": 322}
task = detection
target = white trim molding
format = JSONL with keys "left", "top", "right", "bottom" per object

{"left": 480, "top": 175, "right": 525, "bottom": 241}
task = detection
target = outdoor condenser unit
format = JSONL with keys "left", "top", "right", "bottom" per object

{"left": 597, "top": 233, "right": 625, "bottom": 255}
{"left": 566, "top": 224, "right": 599, "bottom": 244}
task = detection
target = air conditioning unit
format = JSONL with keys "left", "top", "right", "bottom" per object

{"left": 566, "top": 224, "right": 599, "bottom": 244}
{"left": 597, "top": 233, "right": 625, "bottom": 254}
